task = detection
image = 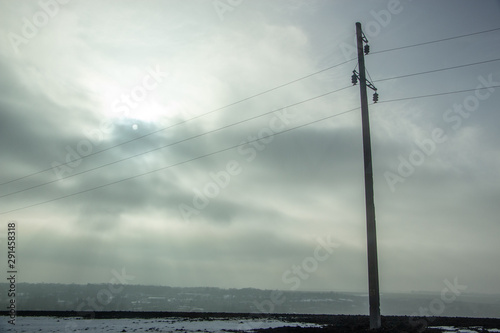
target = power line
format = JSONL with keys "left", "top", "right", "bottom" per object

{"left": 4, "top": 58, "right": 498, "bottom": 198}
{"left": 0, "top": 58, "right": 356, "bottom": 188}
{"left": 372, "top": 27, "right": 500, "bottom": 55}
{"left": 373, "top": 58, "right": 500, "bottom": 83}
{"left": 0, "top": 107, "right": 360, "bottom": 215}
{"left": 4, "top": 83, "right": 500, "bottom": 214}
{"left": 0, "top": 86, "right": 354, "bottom": 199}
{"left": 3, "top": 26, "right": 499, "bottom": 187}
{"left": 377, "top": 85, "right": 500, "bottom": 104}
{"left": 7, "top": 54, "right": 499, "bottom": 199}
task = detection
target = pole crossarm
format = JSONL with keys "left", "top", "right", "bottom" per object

{"left": 352, "top": 70, "right": 377, "bottom": 91}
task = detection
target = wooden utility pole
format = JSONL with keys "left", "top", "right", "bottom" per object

{"left": 355, "top": 21, "right": 381, "bottom": 329}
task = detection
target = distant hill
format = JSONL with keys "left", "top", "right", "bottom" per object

{"left": 0, "top": 283, "right": 499, "bottom": 318}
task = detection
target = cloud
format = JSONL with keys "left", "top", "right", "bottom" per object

{"left": 0, "top": 0, "right": 499, "bottom": 296}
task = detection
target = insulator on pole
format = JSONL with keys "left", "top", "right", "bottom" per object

{"left": 373, "top": 92, "right": 379, "bottom": 103}
{"left": 351, "top": 72, "right": 358, "bottom": 85}
{"left": 364, "top": 44, "right": 370, "bottom": 55}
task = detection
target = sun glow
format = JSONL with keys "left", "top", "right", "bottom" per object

{"left": 115, "top": 99, "right": 169, "bottom": 123}
{"left": 81, "top": 66, "right": 176, "bottom": 127}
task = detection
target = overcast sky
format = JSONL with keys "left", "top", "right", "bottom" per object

{"left": 1, "top": 0, "right": 500, "bottom": 299}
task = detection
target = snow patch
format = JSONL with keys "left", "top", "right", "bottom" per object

{"left": 2, "top": 316, "right": 323, "bottom": 332}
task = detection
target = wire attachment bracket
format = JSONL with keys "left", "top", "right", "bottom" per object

{"left": 351, "top": 70, "right": 378, "bottom": 102}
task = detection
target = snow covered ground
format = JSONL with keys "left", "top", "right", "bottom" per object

{"left": 429, "top": 326, "right": 500, "bottom": 333}
{"left": 4, "top": 317, "right": 500, "bottom": 332}
{"left": 1, "top": 316, "right": 323, "bottom": 332}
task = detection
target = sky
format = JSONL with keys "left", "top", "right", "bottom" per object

{"left": 0, "top": 0, "right": 500, "bottom": 300}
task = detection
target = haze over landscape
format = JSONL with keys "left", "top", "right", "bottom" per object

{"left": 1, "top": 0, "right": 500, "bottom": 306}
